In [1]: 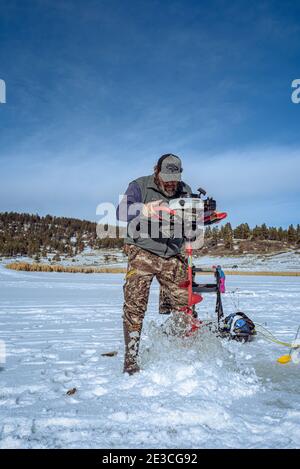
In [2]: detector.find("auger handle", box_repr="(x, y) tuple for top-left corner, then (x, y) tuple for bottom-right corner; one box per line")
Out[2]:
(152, 205), (176, 216)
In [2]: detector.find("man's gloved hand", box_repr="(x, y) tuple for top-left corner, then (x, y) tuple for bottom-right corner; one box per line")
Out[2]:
(142, 199), (163, 218)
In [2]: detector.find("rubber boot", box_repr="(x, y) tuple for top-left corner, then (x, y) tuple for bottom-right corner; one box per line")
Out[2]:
(123, 321), (141, 375)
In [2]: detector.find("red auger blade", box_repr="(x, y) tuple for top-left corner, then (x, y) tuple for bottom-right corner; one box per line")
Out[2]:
(204, 211), (227, 226)
(191, 293), (203, 305)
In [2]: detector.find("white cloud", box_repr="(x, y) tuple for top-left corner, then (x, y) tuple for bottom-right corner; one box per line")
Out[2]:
(1, 137), (299, 226)
(185, 146), (300, 201)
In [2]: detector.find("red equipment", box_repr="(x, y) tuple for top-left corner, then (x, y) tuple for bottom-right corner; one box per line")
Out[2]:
(153, 193), (228, 336)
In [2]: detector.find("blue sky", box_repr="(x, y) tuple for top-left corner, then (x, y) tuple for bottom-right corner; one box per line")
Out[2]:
(0, 0), (299, 227)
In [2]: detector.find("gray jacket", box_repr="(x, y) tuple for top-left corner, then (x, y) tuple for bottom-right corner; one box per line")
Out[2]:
(120, 174), (192, 258)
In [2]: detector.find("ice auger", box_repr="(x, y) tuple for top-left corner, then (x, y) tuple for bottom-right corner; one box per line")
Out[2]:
(154, 187), (227, 335)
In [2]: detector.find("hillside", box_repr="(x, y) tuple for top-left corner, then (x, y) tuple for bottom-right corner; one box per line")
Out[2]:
(0, 212), (299, 260)
(0, 212), (124, 260)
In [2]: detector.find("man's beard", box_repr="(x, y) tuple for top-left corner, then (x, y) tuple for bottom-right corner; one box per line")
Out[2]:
(162, 186), (177, 196)
(155, 174), (179, 197)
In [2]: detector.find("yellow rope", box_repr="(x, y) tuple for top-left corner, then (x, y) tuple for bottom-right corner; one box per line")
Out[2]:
(255, 323), (299, 348)
(197, 318), (300, 350)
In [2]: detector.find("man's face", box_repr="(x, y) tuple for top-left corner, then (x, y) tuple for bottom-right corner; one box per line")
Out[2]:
(157, 174), (179, 196)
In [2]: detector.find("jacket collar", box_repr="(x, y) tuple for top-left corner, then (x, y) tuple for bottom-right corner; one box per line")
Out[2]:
(146, 174), (161, 190)
(146, 174), (185, 197)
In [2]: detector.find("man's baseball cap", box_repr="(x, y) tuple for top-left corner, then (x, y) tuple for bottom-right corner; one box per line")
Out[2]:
(158, 154), (182, 182)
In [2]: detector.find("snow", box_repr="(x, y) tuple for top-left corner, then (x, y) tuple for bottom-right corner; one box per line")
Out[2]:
(193, 250), (300, 272)
(0, 263), (300, 448)
(3, 248), (299, 271)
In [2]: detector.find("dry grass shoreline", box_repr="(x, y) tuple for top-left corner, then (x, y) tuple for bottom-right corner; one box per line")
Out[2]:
(5, 262), (300, 277)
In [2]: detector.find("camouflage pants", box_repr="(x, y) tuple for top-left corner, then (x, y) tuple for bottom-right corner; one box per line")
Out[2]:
(159, 286), (175, 314)
(123, 244), (188, 373)
(159, 274), (196, 314)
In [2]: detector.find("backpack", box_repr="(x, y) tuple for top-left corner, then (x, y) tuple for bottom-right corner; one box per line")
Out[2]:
(221, 312), (256, 342)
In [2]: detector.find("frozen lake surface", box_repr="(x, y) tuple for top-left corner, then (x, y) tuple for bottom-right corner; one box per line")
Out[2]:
(3, 248), (300, 272)
(0, 264), (299, 448)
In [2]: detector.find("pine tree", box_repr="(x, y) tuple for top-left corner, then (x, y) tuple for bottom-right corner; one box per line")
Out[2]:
(252, 225), (262, 240)
(233, 224), (243, 239)
(287, 224), (296, 243)
(223, 223), (233, 250)
(211, 227), (219, 246)
(234, 223), (251, 239)
(261, 223), (269, 240)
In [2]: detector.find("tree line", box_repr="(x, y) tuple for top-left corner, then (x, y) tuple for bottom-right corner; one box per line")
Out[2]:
(205, 222), (300, 250)
(0, 212), (299, 258)
(0, 212), (123, 258)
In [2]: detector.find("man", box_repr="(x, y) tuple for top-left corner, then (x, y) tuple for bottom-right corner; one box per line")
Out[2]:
(116, 153), (193, 375)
